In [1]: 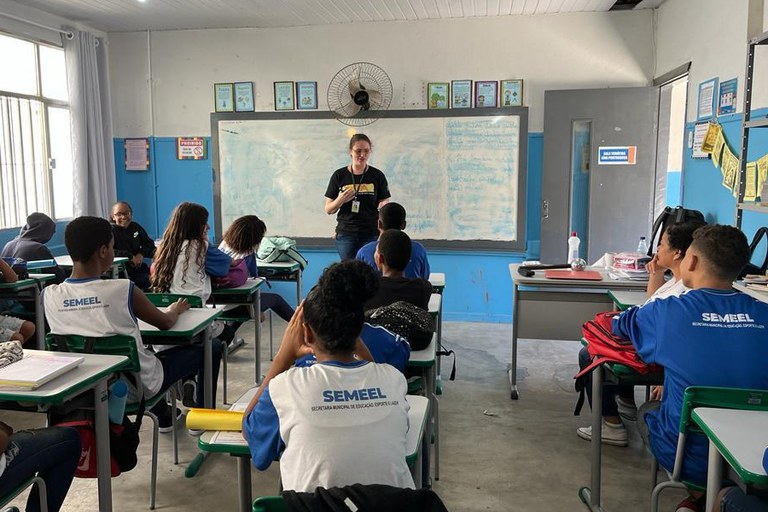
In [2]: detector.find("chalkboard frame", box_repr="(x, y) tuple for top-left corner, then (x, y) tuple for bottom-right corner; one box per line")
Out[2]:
(211, 107), (528, 251)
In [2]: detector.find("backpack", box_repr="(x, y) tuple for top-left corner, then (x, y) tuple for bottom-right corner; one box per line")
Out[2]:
(48, 335), (143, 477)
(55, 405), (143, 478)
(211, 258), (249, 289)
(257, 237), (308, 270)
(647, 206), (705, 256)
(365, 301), (435, 351)
(573, 311), (661, 415)
(1, 257), (29, 280)
(739, 226), (768, 279)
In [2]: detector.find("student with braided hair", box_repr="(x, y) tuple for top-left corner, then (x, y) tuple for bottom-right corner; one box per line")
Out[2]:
(242, 260), (413, 492)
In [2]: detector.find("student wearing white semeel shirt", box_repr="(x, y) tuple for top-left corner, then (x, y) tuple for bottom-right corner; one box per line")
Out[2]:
(575, 219), (707, 447)
(242, 260), (413, 492)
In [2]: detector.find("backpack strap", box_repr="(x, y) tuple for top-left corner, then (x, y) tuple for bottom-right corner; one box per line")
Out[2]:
(573, 357), (607, 416)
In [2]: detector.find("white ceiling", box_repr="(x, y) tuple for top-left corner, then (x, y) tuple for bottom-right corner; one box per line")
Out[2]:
(16, 0), (665, 33)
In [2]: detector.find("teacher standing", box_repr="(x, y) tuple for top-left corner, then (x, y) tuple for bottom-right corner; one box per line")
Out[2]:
(324, 134), (390, 260)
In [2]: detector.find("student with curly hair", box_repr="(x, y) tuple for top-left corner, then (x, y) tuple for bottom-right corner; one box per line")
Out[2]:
(242, 260), (413, 492)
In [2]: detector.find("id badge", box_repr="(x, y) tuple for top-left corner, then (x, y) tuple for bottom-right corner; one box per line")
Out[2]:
(351, 200), (361, 213)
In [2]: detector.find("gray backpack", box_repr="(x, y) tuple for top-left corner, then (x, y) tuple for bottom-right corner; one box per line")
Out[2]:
(257, 236), (308, 270)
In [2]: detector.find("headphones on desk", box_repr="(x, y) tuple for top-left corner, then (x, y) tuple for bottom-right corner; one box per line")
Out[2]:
(517, 263), (573, 277)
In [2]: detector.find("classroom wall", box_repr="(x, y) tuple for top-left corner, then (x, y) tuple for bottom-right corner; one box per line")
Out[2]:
(656, 0), (768, 262)
(107, 11), (654, 322)
(107, 11), (654, 136)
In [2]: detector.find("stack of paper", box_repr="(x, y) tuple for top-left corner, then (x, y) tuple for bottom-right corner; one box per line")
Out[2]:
(0, 351), (84, 390)
(607, 268), (649, 281)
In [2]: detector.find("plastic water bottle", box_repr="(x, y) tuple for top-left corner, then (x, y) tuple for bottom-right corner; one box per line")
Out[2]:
(108, 380), (128, 424)
(637, 236), (649, 255)
(567, 232), (580, 263)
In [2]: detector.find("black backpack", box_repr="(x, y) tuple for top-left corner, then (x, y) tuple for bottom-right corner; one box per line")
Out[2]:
(647, 206), (705, 256)
(740, 226), (768, 279)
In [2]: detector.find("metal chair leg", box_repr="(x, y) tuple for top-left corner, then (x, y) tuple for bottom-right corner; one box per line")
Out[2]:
(144, 411), (159, 510)
(269, 310), (274, 360)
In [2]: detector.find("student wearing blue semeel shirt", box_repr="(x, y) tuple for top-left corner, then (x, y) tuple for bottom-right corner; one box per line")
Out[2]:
(356, 202), (430, 280)
(613, 225), (768, 512)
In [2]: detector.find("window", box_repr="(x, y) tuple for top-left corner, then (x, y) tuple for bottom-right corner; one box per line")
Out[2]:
(0, 32), (73, 229)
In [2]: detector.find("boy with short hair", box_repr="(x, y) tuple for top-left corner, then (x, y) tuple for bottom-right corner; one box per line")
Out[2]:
(364, 229), (433, 311)
(356, 202), (430, 279)
(110, 201), (156, 291)
(43, 216), (223, 432)
(613, 225), (768, 512)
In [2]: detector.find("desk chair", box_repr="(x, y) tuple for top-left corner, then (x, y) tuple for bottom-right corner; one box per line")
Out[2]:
(0, 476), (47, 512)
(46, 333), (178, 510)
(650, 386), (768, 512)
(252, 496), (287, 512)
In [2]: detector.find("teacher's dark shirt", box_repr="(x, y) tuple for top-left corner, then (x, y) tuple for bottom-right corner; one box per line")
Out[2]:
(325, 166), (390, 237)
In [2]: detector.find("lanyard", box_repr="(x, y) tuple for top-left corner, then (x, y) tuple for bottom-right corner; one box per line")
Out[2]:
(348, 165), (368, 198)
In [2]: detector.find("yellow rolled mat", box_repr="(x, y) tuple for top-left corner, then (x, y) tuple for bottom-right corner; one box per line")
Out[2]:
(186, 408), (244, 431)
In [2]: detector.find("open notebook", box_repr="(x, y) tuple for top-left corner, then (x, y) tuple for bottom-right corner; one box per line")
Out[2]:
(0, 351), (84, 390)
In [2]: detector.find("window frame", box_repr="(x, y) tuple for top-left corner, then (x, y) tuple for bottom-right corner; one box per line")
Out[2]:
(0, 31), (71, 229)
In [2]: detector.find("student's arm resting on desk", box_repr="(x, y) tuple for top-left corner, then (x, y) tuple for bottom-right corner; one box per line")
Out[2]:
(0, 258), (18, 283)
(205, 246), (231, 277)
(132, 288), (190, 330)
(242, 387), (285, 470)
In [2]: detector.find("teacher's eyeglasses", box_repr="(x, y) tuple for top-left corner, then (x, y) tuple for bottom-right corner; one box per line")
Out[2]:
(352, 149), (370, 155)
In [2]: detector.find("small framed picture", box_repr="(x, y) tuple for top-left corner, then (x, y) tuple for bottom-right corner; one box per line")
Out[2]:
(234, 82), (254, 112)
(451, 80), (472, 108)
(475, 81), (498, 108)
(296, 81), (318, 110)
(500, 79), (523, 107)
(427, 82), (450, 109)
(274, 81), (295, 110)
(214, 83), (234, 113)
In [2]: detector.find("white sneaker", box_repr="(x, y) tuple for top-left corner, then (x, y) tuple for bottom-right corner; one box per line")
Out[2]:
(576, 420), (628, 447)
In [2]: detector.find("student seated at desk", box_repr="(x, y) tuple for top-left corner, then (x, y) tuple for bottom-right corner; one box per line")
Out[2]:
(150, 202), (230, 304)
(0, 421), (80, 512)
(242, 260), (414, 492)
(1, 212), (66, 284)
(0, 258), (35, 346)
(110, 201), (156, 291)
(356, 203), (430, 280)
(365, 229), (432, 312)
(715, 486), (768, 512)
(576, 220), (705, 446)
(43, 216), (221, 432)
(218, 214), (295, 322)
(613, 225), (768, 512)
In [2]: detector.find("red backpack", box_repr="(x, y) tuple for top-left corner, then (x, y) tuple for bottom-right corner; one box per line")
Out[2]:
(576, 311), (654, 378)
(573, 311), (661, 415)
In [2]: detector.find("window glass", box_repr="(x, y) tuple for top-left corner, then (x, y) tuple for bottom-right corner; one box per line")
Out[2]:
(48, 106), (74, 219)
(0, 34), (37, 95)
(40, 45), (68, 101)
